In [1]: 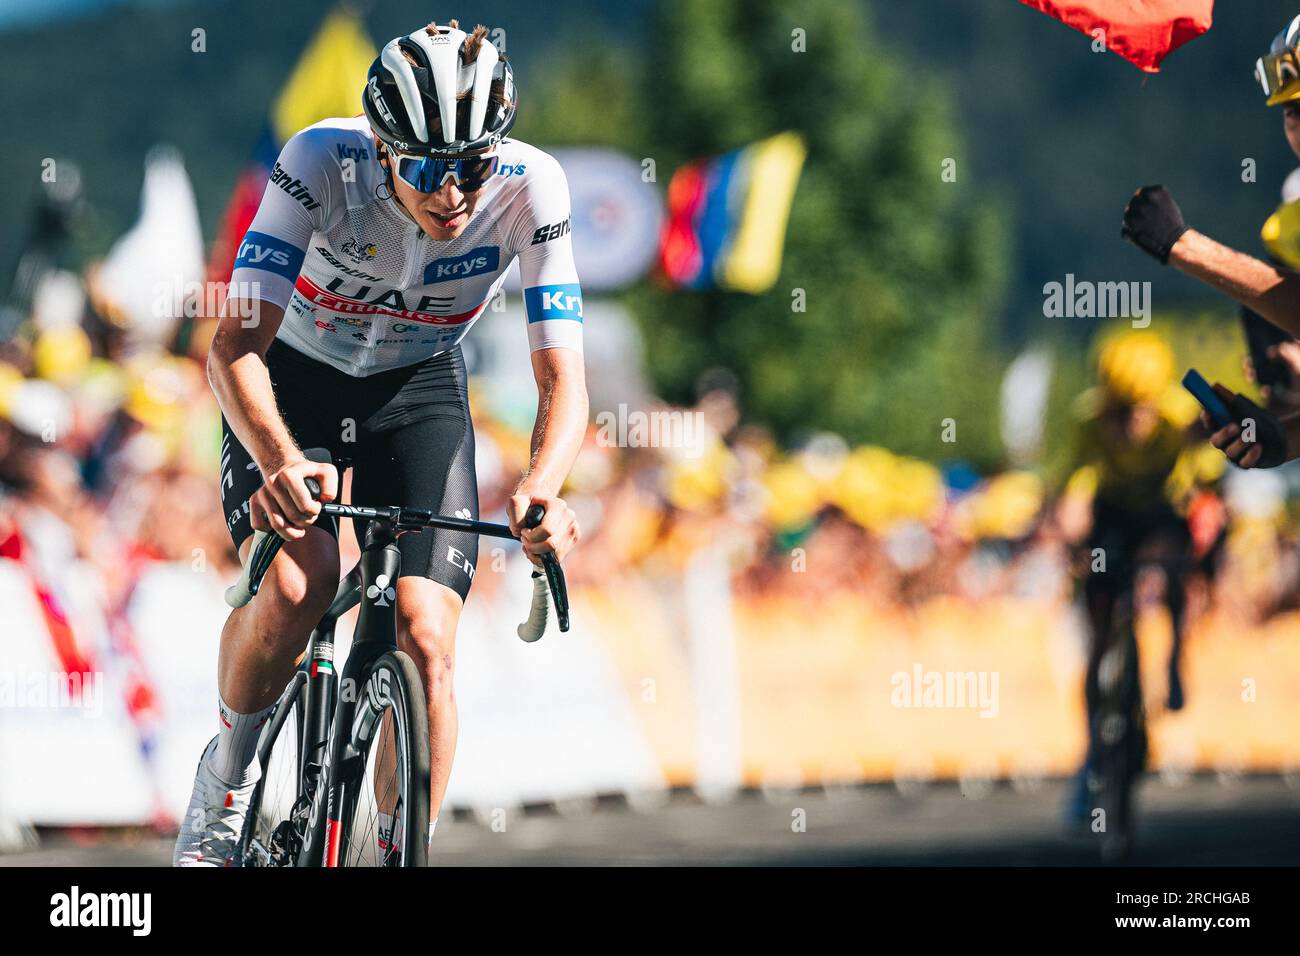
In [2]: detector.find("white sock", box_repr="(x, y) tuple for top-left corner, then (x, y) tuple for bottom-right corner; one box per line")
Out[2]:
(427, 817), (438, 850)
(210, 695), (273, 787)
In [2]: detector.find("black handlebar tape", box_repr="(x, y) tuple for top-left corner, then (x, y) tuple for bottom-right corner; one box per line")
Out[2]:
(301, 446), (331, 502)
(524, 503), (546, 530)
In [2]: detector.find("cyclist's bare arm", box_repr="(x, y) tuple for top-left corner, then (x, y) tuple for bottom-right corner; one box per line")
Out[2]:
(1171, 230), (1300, 338)
(510, 347), (588, 562)
(207, 297), (337, 539)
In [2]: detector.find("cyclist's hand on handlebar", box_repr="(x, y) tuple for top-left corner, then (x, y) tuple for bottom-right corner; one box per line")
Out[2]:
(250, 456), (339, 540)
(507, 493), (580, 566)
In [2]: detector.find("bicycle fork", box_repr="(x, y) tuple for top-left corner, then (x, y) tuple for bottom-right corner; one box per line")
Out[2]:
(303, 520), (401, 867)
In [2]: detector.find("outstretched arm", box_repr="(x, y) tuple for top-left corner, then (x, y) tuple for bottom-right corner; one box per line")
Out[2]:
(1171, 230), (1300, 339)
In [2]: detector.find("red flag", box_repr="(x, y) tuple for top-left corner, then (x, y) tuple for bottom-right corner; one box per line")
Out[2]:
(1018, 0), (1214, 72)
(207, 166), (271, 286)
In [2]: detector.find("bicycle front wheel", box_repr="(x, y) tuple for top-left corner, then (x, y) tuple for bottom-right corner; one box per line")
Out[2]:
(239, 670), (308, 867)
(338, 651), (431, 867)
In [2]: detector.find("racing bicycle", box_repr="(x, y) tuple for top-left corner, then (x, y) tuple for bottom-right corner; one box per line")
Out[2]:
(227, 449), (569, 867)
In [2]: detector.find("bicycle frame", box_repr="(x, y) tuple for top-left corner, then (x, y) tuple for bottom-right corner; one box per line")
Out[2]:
(313, 516), (402, 866)
(245, 516), (402, 867)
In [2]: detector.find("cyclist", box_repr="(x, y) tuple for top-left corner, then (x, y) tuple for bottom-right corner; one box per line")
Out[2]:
(1058, 331), (1220, 824)
(174, 19), (587, 866)
(1122, 14), (1300, 468)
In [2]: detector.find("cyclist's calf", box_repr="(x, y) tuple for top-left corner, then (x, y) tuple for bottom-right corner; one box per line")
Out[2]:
(219, 528), (341, 709)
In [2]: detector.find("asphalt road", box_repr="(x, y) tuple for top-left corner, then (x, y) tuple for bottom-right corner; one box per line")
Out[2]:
(4, 774), (1299, 866)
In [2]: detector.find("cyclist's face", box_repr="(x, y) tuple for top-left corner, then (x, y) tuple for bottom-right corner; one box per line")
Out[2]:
(1105, 400), (1158, 442)
(1284, 102), (1300, 160)
(379, 140), (495, 240)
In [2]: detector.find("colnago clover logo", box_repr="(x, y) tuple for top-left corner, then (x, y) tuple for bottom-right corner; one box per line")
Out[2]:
(524, 283), (584, 323)
(367, 573), (396, 607)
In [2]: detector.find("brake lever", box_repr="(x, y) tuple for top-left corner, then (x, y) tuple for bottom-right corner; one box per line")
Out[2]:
(540, 553), (569, 632)
(521, 503), (570, 634)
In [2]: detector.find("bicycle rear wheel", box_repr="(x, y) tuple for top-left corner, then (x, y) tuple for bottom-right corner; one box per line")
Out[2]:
(337, 651), (430, 867)
(238, 670), (309, 867)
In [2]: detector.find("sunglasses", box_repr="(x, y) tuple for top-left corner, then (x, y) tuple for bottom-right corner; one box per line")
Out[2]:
(391, 151), (499, 193)
(1257, 49), (1300, 100)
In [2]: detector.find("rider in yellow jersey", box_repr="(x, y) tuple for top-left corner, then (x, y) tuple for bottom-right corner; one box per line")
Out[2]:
(1060, 331), (1223, 821)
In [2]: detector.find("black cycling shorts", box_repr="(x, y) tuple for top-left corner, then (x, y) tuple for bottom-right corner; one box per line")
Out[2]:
(1084, 495), (1189, 591)
(219, 339), (480, 601)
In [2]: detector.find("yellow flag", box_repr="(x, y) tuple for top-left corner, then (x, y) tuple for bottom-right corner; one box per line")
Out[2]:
(721, 131), (806, 294)
(270, 8), (377, 144)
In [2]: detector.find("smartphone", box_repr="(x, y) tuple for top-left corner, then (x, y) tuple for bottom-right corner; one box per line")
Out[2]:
(1240, 307), (1293, 392)
(1181, 369), (1233, 429)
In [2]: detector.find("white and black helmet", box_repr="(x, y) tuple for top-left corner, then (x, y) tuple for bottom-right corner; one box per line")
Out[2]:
(363, 22), (516, 155)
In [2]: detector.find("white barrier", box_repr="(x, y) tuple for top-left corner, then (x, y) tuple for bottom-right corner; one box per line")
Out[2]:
(0, 553), (664, 828)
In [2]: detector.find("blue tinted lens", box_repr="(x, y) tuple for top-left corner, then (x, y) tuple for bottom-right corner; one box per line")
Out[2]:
(395, 155), (440, 192)
(395, 154), (499, 193)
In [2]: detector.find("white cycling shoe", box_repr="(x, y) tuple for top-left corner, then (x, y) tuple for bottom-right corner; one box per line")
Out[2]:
(172, 736), (258, 867)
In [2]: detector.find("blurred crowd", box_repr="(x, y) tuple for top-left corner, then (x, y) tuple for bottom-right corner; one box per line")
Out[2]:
(6, 155), (1300, 695)
(7, 283), (1300, 652)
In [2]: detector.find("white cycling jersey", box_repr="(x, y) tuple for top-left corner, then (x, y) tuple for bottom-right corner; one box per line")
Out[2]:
(229, 115), (582, 377)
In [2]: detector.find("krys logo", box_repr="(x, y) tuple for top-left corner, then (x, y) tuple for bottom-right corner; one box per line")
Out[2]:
(234, 231), (305, 280)
(336, 143), (370, 163)
(424, 246), (500, 284)
(525, 283), (583, 322)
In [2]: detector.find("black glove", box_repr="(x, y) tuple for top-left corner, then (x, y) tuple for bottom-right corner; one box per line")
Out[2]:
(1226, 393), (1289, 468)
(1121, 185), (1189, 264)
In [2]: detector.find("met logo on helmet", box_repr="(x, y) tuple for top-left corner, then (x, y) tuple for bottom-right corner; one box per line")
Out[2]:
(368, 76), (397, 127)
(423, 246), (500, 284)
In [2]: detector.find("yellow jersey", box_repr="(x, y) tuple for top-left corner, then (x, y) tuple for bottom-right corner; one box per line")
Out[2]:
(1066, 387), (1222, 511)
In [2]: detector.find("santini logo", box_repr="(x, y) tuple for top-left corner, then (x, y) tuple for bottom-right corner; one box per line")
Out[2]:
(50, 886), (151, 936)
(270, 162), (321, 211)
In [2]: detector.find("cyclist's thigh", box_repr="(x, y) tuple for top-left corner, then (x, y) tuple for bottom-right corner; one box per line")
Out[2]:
(1086, 498), (1144, 587)
(218, 341), (347, 552)
(350, 354), (479, 602)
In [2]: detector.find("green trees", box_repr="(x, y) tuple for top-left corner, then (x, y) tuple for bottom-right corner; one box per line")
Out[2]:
(522, 0), (1011, 464)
